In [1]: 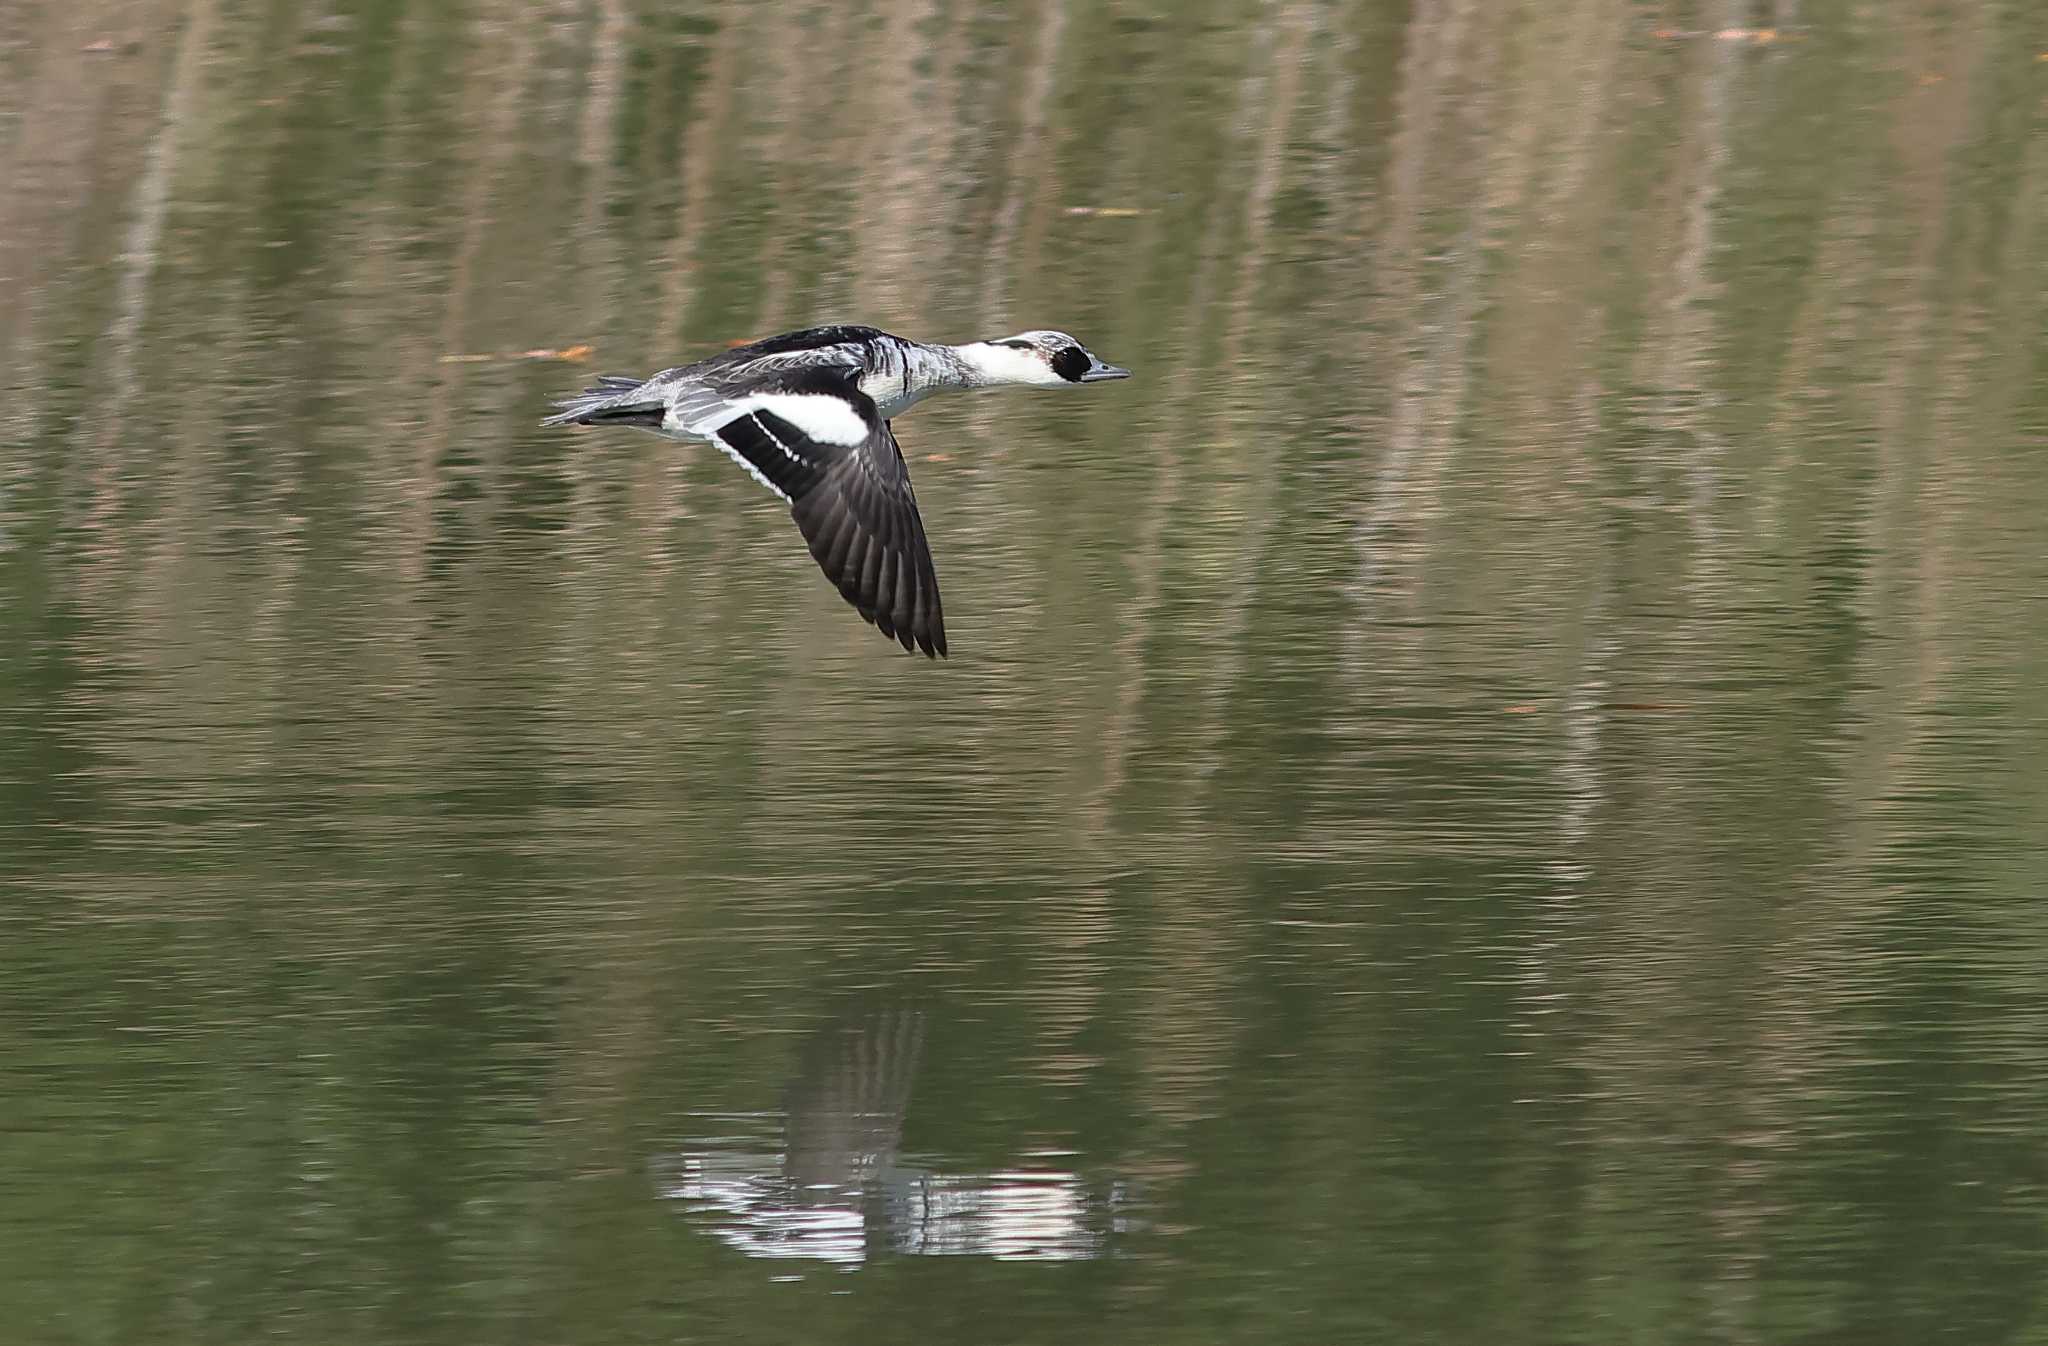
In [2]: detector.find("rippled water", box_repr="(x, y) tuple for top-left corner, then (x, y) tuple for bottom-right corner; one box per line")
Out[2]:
(4, 2), (2046, 1342)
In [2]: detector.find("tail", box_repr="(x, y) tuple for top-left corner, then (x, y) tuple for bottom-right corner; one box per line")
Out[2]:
(540, 374), (666, 428)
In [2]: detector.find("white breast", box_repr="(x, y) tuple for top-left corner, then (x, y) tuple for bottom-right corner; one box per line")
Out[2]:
(863, 370), (933, 420)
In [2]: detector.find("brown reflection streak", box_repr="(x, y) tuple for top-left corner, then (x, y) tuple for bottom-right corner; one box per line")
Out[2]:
(77, 0), (289, 637)
(918, 5), (981, 316)
(95, 0), (217, 462)
(645, 3), (759, 593)
(1081, 8), (1298, 1156)
(408, 8), (543, 585)
(1831, 0), (1988, 871)
(932, 1), (1077, 772)
(2, 0), (203, 542)
(852, 0), (944, 318)
(1751, 196), (1878, 548)
(1086, 20), (1274, 833)
(951, 0), (1072, 618)
(1184, 0), (1317, 796)
(0, 2), (129, 374)
(1641, 0), (1739, 588)
(573, 0), (630, 325)
(1481, 0), (1630, 461)
(1343, 0), (1494, 658)
(1585, 7), (1759, 1323)
(563, 0), (634, 550)
(749, 1), (838, 332)
(977, 0), (1069, 336)
(59, 0), (219, 625)
(651, 0), (741, 350)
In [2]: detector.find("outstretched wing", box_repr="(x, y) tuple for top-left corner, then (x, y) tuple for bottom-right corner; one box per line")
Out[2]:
(705, 368), (947, 659)
(789, 426), (947, 659)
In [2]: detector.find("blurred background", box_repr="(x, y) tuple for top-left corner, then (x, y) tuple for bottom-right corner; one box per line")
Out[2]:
(3, 0), (2046, 1341)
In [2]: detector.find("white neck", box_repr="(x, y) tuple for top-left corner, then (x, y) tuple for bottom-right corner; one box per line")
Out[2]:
(944, 341), (1063, 389)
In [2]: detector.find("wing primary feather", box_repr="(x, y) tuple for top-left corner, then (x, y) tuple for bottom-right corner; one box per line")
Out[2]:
(906, 569), (932, 657)
(866, 478), (899, 550)
(880, 551), (909, 647)
(922, 552), (946, 659)
(873, 549), (897, 640)
(811, 507), (853, 577)
(890, 555), (915, 652)
(839, 532), (875, 620)
(859, 537), (884, 618)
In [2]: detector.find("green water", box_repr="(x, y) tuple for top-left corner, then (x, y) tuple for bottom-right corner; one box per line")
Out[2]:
(4, 1), (2046, 1342)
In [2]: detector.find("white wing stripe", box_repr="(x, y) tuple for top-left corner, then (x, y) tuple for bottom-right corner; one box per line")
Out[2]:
(680, 391), (869, 446)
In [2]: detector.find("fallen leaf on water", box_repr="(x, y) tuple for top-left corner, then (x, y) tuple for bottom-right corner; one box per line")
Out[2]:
(81, 37), (115, 53)
(440, 345), (594, 365)
(1656, 26), (1796, 43)
(1064, 205), (1146, 218)
(1503, 704), (1541, 715)
(922, 453), (954, 463)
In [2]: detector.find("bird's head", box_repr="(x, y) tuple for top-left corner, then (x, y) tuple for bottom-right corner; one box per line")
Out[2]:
(961, 330), (1131, 388)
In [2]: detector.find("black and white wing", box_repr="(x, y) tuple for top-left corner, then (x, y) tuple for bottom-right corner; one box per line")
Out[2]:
(703, 367), (947, 659)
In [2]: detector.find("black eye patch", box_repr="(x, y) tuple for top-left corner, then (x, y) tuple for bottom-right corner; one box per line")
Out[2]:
(1051, 345), (1090, 382)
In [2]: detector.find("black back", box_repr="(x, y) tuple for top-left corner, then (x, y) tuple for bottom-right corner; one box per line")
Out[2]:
(720, 325), (894, 361)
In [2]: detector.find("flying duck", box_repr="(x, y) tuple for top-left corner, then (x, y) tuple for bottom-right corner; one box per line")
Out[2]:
(542, 324), (1129, 659)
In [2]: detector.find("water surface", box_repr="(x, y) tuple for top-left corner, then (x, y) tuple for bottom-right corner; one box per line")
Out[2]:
(4, 1), (2047, 1342)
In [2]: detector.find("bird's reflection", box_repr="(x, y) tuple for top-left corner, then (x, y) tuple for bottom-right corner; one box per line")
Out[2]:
(657, 1005), (1137, 1266)
(783, 1001), (926, 1195)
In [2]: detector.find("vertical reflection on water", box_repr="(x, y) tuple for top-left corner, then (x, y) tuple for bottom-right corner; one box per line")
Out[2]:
(648, 1), (735, 354)
(1089, 8), (1266, 831)
(1343, 0), (1490, 629)
(1180, 0), (1315, 796)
